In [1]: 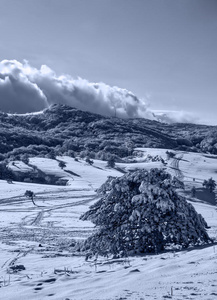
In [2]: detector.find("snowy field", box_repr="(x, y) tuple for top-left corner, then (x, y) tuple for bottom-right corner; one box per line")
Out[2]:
(0, 149), (217, 299)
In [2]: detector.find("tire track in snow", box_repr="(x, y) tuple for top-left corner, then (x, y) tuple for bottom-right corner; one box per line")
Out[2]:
(0, 188), (98, 274)
(1, 247), (34, 270)
(31, 210), (44, 226)
(169, 153), (184, 180)
(0, 195), (97, 212)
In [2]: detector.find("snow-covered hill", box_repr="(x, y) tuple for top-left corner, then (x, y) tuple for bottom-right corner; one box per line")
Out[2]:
(0, 149), (217, 299)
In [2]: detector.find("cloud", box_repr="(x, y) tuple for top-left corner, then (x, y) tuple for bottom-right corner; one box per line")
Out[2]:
(0, 59), (154, 119)
(0, 59), (203, 124)
(152, 110), (200, 124)
(0, 60), (48, 113)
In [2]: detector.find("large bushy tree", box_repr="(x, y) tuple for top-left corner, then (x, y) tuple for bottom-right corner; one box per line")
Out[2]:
(81, 169), (212, 256)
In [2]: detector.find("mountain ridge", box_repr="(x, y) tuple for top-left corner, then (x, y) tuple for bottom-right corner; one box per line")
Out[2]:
(0, 104), (217, 163)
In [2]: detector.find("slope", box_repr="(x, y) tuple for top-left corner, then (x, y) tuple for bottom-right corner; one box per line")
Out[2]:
(0, 149), (217, 299)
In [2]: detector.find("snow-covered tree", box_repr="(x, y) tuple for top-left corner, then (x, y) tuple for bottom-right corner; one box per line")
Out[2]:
(81, 169), (212, 256)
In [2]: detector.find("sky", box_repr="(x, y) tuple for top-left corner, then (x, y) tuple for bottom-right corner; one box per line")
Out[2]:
(0, 0), (217, 124)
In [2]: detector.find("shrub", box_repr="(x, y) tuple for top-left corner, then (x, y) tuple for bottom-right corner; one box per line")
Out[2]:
(107, 156), (115, 168)
(0, 163), (15, 181)
(85, 157), (94, 165)
(58, 161), (66, 169)
(20, 153), (29, 164)
(81, 169), (212, 256)
(203, 177), (216, 193)
(191, 186), (196, 197)
(166, 151), (175, 159)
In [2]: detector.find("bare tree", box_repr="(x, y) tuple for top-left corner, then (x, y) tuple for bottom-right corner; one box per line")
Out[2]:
(25, 190), (36, 206)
